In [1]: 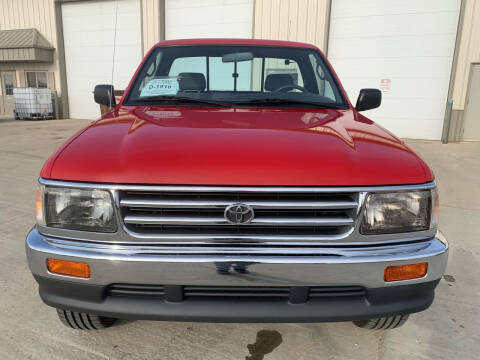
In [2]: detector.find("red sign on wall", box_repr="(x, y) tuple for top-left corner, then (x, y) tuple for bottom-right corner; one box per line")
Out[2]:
(380, 79), (391, 93)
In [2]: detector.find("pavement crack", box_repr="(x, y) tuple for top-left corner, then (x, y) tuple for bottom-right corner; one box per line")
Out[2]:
(376, 331), (385, 360)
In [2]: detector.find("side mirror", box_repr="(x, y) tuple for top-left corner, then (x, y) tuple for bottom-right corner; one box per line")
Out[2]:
(94, 84), (116, 107)
(355, 88), (381, 112)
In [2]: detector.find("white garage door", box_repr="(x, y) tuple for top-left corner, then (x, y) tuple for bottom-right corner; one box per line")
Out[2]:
(328, 0), (461, 140)
(165, 0), (253, 39)
(62, 0), (142, 119)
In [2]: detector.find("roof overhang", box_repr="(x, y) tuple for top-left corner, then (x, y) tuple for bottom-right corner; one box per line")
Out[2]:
(0, 29), (54, 63)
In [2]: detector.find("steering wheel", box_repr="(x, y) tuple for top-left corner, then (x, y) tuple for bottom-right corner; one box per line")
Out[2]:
(273, 84), (308, 92)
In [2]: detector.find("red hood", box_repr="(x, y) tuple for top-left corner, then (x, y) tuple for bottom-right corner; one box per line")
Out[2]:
(42, 106), (433, 186)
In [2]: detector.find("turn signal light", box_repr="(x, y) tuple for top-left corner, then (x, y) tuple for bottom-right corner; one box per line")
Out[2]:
(46, 258), (90, 278)
(35, 186), (45, 225)
(384, 263), (428, 282)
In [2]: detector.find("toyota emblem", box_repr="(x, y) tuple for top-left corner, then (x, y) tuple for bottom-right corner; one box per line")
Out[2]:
(224, 203), (255, 224)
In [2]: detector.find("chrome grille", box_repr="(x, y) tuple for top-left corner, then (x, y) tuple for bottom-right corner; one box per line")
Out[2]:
(119, 189), (360, 242)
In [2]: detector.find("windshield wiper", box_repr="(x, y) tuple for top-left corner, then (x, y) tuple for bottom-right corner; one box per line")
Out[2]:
(136, 95), (231, 107)
(234, 98), (346, 109)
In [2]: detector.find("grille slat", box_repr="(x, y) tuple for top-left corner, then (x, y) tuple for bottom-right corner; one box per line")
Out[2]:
(120, 199), (358, 210)
(107, 284), (366, 301)
(119, 189), (359, 242)
(108, 284), (165, 297)
(124, 215), (354, 227)
(184, 291), (289, 297)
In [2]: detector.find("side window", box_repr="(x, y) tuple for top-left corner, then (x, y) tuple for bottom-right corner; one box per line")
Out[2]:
(309, 54), (336, 101)
(137, 51), (163, 93)
(324, 82), (335, 100)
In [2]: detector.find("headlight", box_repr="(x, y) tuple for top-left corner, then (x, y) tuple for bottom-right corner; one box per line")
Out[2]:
(36, 186), (116, 232)
(360, 189), (438, 235)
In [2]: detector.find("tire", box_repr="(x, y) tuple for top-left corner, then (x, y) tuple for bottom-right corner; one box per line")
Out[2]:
(353, 314), (409, 330)
(56, 309), (117, 330)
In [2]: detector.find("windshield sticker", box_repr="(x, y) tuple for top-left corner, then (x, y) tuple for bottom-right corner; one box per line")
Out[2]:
(140, 77), (179, 97)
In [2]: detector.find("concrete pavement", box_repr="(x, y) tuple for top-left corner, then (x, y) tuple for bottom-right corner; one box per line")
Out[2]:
(0, 119), (478, 359)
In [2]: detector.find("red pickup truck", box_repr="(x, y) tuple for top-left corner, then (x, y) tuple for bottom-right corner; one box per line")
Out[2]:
(26, 39), (447, 331)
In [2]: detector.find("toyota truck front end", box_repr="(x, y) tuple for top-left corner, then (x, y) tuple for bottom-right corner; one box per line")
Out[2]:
(26, 39), (448, 330)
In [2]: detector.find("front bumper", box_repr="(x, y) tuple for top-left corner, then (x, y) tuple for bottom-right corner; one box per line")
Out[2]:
(26, 228), (448, 322)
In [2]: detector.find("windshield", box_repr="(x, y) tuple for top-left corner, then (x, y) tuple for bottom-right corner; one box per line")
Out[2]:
(125, 45), (348, 108)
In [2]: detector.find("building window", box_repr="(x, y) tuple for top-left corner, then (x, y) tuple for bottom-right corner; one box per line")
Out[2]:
(26, 72), (47, 88)
(4, 74), (14, 95)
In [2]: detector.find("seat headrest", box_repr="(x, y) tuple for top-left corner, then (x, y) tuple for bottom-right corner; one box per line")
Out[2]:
(264, 73), (294, 91)
(177, 72), (206, 92)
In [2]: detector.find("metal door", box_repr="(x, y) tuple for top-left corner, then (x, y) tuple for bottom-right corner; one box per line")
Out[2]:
(463, 64), (480, 141)
(1, 72), (16, 116)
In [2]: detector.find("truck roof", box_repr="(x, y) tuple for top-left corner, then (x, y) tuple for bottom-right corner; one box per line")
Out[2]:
(155, 38), (319, 50)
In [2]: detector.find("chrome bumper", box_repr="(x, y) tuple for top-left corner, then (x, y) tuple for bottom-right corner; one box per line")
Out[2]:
(26, 228), (448, 289)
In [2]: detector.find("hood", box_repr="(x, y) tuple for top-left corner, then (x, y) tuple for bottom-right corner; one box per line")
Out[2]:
(42, 106), (433, 186)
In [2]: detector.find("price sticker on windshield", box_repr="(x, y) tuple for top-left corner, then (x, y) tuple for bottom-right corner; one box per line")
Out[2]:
(140, 77), (179, 97)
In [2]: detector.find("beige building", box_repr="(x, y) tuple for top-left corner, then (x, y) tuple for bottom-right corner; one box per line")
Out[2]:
(0, 0), (478, 141)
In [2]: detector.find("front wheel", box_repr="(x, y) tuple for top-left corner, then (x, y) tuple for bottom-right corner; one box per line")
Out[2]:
(353, 314), (409, 330)
(56, 309), (117, 330)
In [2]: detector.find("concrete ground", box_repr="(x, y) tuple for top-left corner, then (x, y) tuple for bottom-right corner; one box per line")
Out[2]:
(0, 118), (478, 360)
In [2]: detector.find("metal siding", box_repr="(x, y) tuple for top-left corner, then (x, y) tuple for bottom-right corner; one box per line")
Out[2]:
(0, 0), (155, 114)
(452, 0), (480, 110)
(328, 0), (461, 140)
(0, 0), (56, 46)
(0, 0), (60, 93)
(0, 29), (54, 63)
(17, 70), (25, 87)
(0, 0), (477, 119)
(142, 0), (161, 54)
(27, 48), (35, 61)
(47, 71), (55, 89)
(0, 46), (53, 63)
(62, 0), (142, 119)
(35, 48), (54, 63)
(253, 0), (329, 50)
(448, 109), (464, 141)
(270, 0), (280, 39)
(252, 0), (480, 117)
(165, 0), (254, 39)
(278, 0), (288, 40)
(287, 0), (298, 40)
(462, 63), (480, 139)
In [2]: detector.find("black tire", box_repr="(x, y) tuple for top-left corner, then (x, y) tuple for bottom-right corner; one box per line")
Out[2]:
(56, 309), (117, 330)
(353, 314), (409, 330)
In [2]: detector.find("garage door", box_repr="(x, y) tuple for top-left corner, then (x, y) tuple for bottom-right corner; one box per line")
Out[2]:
(328, 0), (461, 140)
(165, 0), (253, 39)
(62, 0), (142, 119)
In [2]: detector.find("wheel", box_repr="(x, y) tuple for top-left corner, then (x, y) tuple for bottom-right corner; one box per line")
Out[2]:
(56, 309), (117, 330)
(353, 314), (409, 330)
